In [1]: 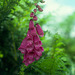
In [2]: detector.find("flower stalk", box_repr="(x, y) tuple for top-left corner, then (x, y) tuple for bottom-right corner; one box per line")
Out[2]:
(18, 1), (45, 66)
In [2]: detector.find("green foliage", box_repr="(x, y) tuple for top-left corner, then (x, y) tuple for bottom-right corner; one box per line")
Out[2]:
(18, 34), (71, 75)
(0, 0), (73, 75)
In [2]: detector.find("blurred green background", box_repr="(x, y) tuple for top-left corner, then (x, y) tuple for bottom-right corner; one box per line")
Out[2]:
(0, 0), (75, 75)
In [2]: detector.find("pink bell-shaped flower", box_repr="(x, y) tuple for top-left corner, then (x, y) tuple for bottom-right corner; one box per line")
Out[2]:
(27, 52), (34, 59)
(25, 62), (29, 66)
(29, 27), (37, 36)
(26, 44), (34, 53)
(30, 12), (34, 17)
(35, 50), (42, 56)
(28, 59), (35, 64)
(24, 60), (29, 66)
(39, 47), (44, 52)
(34, 41), (42, 49)
(18, 48), (26, 54)
(33, 35), (42, 49)
(18, 37), (27, 54)
(27, 30), (33, 44)
(33, 34), (40, 43)
(36, 23), (44, 37)
(34, 54), (40, 61)
(33, 15), (38, 21)
(29, 19), (34, 29)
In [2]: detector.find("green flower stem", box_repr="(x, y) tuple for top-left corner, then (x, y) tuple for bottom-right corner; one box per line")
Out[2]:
(11, 32), (17, 61)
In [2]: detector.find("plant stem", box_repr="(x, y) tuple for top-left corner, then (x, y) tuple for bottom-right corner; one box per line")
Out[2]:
(11, 32), (17, 61)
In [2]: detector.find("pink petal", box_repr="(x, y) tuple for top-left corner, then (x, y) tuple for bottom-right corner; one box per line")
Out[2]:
(18, 37), (27, 51)
(34, 43), (41, 49)
(35, 56), (40, 61)
(34, 9), (37, 13)
(25, 62), (29, 66)
(28, 59), (35, 64)
(29, 19), (34, 29)
(35, 50), (42, 56)
(27, 39), (33, 44)
(18, 48), (26, 54)
(27, 52), (34, 59)
(34, 54), (40, 61)
(33, 15), (38, 21)
(26, 45), (34, 53)
(33, 34), (40, 43)
(30, 12), (34, 17)
(36, 23), (44, 37)
(39, 41), (42, 45)
(29, 27), (37, 36)
(34, 40), (42, 49)
(39, 47), (44, 52)
(27, 30), (33, 39)
(27, 30), (33, 44)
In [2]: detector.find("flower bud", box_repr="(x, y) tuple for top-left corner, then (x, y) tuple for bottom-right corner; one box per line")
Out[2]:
(36, 23), (44, 37)
(33, 15), (38, 21)
(38, 8), (43, 12)
(36, 5), (41, 8)
(34, 54), (40, 61)
(30, 12), (34, 17)
(29, 19), (34, 29)
(34, 9), (37, 13)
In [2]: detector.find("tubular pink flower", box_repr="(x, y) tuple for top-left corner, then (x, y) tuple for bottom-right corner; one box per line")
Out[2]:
(29, 27), (36, 36)
(18, 37), (27, 54)
(33, 34), (40, 43)
(30, 12), (34, 17)
(35, 56), (40, 60)
(26, 30), (33, 44)
(35, 50), (42, 56)
(33, 15), (38, 21)
(39, 47), (44, 52)
(25, 63), (29, 66)
(36, 23), (44, 37)
(33, 35), (42, 49)
(34, 41), (42, 49)
(28, 59), (35, 64)
(27, 52), (34, 59)
(24, 59), (29, 66)
(29, 19), (34, 29)
(39, 41), (42, 45)
(34, 54), (40, 61)
(18, 48), (26, 54)
(26, 48), (33, 53)
(26, 44), (34, 53)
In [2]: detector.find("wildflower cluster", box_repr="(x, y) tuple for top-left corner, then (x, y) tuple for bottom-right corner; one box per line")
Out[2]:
(18, 1), (45, 66)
